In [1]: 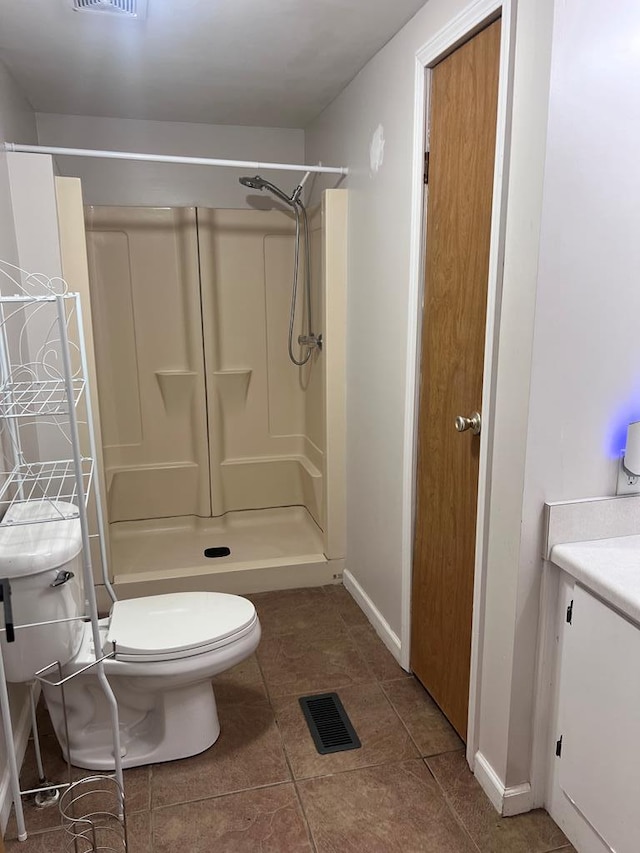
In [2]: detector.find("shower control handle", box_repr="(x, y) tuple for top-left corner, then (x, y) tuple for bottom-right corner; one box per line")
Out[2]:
(298, 333), (323, 351)
(455, 412), (481, 436)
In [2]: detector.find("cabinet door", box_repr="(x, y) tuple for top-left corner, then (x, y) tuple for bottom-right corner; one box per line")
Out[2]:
(558, 584), (640, 853)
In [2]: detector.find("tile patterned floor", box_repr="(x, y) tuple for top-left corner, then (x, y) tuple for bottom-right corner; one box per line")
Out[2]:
(4, 584), (574, 853)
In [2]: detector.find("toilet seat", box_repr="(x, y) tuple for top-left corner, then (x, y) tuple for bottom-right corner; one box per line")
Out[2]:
(106, 591), (257, 662)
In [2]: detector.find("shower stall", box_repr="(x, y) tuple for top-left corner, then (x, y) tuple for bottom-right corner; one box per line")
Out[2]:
(62, 188), (347, 600)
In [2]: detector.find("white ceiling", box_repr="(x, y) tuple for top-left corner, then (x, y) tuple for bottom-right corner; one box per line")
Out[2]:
(0, 0), (426, 127)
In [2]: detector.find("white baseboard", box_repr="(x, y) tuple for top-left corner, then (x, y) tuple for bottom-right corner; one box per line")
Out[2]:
(474, 750), (534, 816)
(343, 569), (405, 668)
(1, 690), (33, 833)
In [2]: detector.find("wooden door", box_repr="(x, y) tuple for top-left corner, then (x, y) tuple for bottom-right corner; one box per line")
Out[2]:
(411, 19), (501, 740)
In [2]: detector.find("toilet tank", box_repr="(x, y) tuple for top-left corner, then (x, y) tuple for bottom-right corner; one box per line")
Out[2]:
(0, 501), (85, 683)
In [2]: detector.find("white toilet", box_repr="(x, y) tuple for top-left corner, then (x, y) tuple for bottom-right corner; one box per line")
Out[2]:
(0, 501), (261, 770)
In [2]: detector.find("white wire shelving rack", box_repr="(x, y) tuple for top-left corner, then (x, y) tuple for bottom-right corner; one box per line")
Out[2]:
(0, 262), (125, 849)
(0, 459), (94, 523)
(0, 377), (86, 418)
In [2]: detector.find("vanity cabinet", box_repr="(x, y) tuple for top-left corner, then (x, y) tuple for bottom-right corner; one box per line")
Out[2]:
(555, 583), (640, 853)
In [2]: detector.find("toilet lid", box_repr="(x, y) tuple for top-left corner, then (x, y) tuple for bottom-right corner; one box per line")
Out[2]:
(106, 592), (257, 661)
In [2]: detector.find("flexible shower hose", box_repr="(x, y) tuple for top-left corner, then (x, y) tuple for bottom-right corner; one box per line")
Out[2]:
(288, 200), (314, 366)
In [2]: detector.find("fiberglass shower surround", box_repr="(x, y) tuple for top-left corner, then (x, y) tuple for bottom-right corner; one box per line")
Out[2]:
(85, 203), (326, 526)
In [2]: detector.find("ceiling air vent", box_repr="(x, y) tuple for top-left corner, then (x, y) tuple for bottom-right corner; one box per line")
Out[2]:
(71, 0), (147, 19)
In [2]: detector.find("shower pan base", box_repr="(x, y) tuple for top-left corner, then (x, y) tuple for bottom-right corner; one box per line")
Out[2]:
(106, 506), (342, 601)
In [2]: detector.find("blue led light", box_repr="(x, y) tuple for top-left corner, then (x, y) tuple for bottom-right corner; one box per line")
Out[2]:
(606, 392), (640, 458)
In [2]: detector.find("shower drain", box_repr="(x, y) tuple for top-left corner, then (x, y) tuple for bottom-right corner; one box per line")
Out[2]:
(299, 692), (361, 755)
(203, 547), (231, 558)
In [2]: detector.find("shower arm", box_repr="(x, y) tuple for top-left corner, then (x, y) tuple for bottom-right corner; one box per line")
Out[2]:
(291, 171), (312, 204)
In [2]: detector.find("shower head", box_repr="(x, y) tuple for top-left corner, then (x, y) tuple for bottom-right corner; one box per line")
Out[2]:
(238, 175), (297, 207)
(239, 175), (266, 191)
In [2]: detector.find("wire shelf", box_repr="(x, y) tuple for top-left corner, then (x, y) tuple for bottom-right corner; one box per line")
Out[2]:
(0, 378), (86, 418)
(0, 458), (94, 524)
(60, 775), (127, 853)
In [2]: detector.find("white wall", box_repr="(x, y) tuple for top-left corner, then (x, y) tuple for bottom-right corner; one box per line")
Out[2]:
(0, 61), (37, 281)
(0, 63), (35, 147)
(523, 0), (640, 545)
(0, 59), (37, 832)
(7, 153), (62, 277)
(36, 113), (305, 208)
(6, 152), (66, 469)
(514, 0), (640, 786)
(476, 0), (555, 791)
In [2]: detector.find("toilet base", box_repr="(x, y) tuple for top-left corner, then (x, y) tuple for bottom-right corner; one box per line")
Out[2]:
(45, 677), (221, 771)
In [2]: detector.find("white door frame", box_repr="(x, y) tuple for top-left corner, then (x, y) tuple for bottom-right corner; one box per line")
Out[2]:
(401, 0), (516, 767)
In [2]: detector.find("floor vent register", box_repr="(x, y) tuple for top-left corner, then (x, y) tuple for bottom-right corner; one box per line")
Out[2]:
(298, 692), (361, 754)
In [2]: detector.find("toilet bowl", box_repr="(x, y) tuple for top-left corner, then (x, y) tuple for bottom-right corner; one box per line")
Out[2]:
(0, 502), (261, 770)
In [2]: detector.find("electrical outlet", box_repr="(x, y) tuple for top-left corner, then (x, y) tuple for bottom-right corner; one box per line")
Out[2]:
(616, 453), (640, 495)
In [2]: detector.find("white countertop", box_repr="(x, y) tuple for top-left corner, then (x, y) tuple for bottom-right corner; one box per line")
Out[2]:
(550, 534), (640, 627)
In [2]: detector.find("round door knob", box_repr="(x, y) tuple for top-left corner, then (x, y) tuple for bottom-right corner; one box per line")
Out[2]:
(454, 412), (481, 435)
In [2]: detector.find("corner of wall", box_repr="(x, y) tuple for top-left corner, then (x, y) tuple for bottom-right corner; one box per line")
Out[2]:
(474, 0), (556, 793)
(343, 569), (404, 666)
(0, 59), (37, 145)
(474, 750), (534, 817)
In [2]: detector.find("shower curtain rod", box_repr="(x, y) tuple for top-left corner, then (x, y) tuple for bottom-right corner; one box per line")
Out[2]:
(3, 142), (348, 176)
